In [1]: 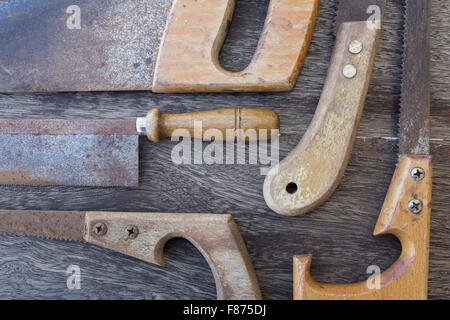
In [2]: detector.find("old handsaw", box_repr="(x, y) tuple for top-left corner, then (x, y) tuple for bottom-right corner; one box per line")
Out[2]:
(294, 0), (432, 299)
(0, 108), (279, 187)
(0, 210), (261, 300)
(0, 0), (318, 92)
(264, 0), (385, 215)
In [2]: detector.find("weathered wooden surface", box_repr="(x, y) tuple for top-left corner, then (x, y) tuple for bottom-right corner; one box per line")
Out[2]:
(0, 0), (448, 299)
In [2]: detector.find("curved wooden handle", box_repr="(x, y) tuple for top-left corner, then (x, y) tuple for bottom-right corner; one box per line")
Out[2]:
(145, 108), (280, 142)
(152, 0), (319, 92)
(263, 21), (380, 216)
(294, 155), (432, 300)
(85, 212), (261, 300)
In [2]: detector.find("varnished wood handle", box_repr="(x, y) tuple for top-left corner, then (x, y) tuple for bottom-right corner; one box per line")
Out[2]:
(263, 21), (380, 216)
(144, 108), (280, 142)
(153, 0), (319, 92)
(294, 155), (432, 300)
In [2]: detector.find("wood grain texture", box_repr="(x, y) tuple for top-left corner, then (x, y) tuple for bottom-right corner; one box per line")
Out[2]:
(294, 155), (432, 299)
(153, 0), (319, 92)
(0, 0), (448, 299)
(264, 21), (380, 216)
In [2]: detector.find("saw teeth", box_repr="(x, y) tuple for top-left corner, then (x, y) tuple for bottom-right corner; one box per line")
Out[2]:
(398, 0), (409, 156)
(332, 0), (339, 34)
(0, 230), (83, 243)
(0, 183), (132, 194)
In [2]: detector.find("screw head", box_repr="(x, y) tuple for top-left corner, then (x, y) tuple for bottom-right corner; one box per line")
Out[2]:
(92, 222), (107, 236)
(343, 64), (357, 79)
(126, 225), (139, 239)
(411, 167), (425, 181)
(349, 40), (363, 54)
(408, 199), (423, 214)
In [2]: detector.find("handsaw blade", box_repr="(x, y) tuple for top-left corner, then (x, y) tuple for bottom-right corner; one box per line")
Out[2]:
(334, 0), (386, 35)
(399, 0), (430, 155)
(0, 209), (86, 242)
(0, 119), (139, 187)
(0, 0), (173, 92)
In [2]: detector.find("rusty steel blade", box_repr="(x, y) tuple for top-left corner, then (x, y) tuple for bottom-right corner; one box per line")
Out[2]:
(399, 0), (430, 155)
(0, 210), (86, 241)
(0, 119), (139, 187)
(334, 0), (386, 35)
(0, 0), (173, 92)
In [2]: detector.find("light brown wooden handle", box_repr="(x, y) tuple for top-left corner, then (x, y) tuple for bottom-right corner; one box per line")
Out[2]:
(145, 108), (280, 142)
(263, 21), (380, 216)
(85, 212), (261, 300)
(153, 0), (319, 92)
(294, 155), (432, 300)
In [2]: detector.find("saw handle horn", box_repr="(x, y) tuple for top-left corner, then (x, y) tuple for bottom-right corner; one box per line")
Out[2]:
(139, 108), (280, 142)
(293, 155), (432, 299)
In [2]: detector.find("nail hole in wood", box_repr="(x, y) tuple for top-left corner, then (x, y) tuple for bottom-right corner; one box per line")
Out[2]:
(286, 183), (298, 194)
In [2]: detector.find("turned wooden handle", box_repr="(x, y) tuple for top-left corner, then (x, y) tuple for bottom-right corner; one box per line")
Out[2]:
(294, 155), (432, 300)
(145, 108), (280, 142)
(263, 21), (380, 216)
(85, 212), (261, 300)
(153, 0), (319, 92)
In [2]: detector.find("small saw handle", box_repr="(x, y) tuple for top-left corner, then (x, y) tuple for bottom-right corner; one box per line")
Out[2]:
(140, 108), (280, 142)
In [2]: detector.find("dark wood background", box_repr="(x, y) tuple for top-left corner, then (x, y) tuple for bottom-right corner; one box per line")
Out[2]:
(0, 0), (448, 299)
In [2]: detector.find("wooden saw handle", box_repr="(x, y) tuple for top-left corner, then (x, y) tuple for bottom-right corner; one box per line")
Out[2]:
(263, 21), (380, 216)
(85, 212), (261, 300)
(294, 155), (432, 300)
(144, 108), (280, 142)
(152, 0), (319, 92)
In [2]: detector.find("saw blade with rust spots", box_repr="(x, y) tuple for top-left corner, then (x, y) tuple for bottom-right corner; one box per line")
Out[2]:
(0, 210), (262, 299)
(0, 0), (173, 91)
(0, 210), (86, 242)
(334, 0), (386, 34)
(0, 119), (139, 187)
(399, 0), (430, 155)
(0, 108), (280, 188)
